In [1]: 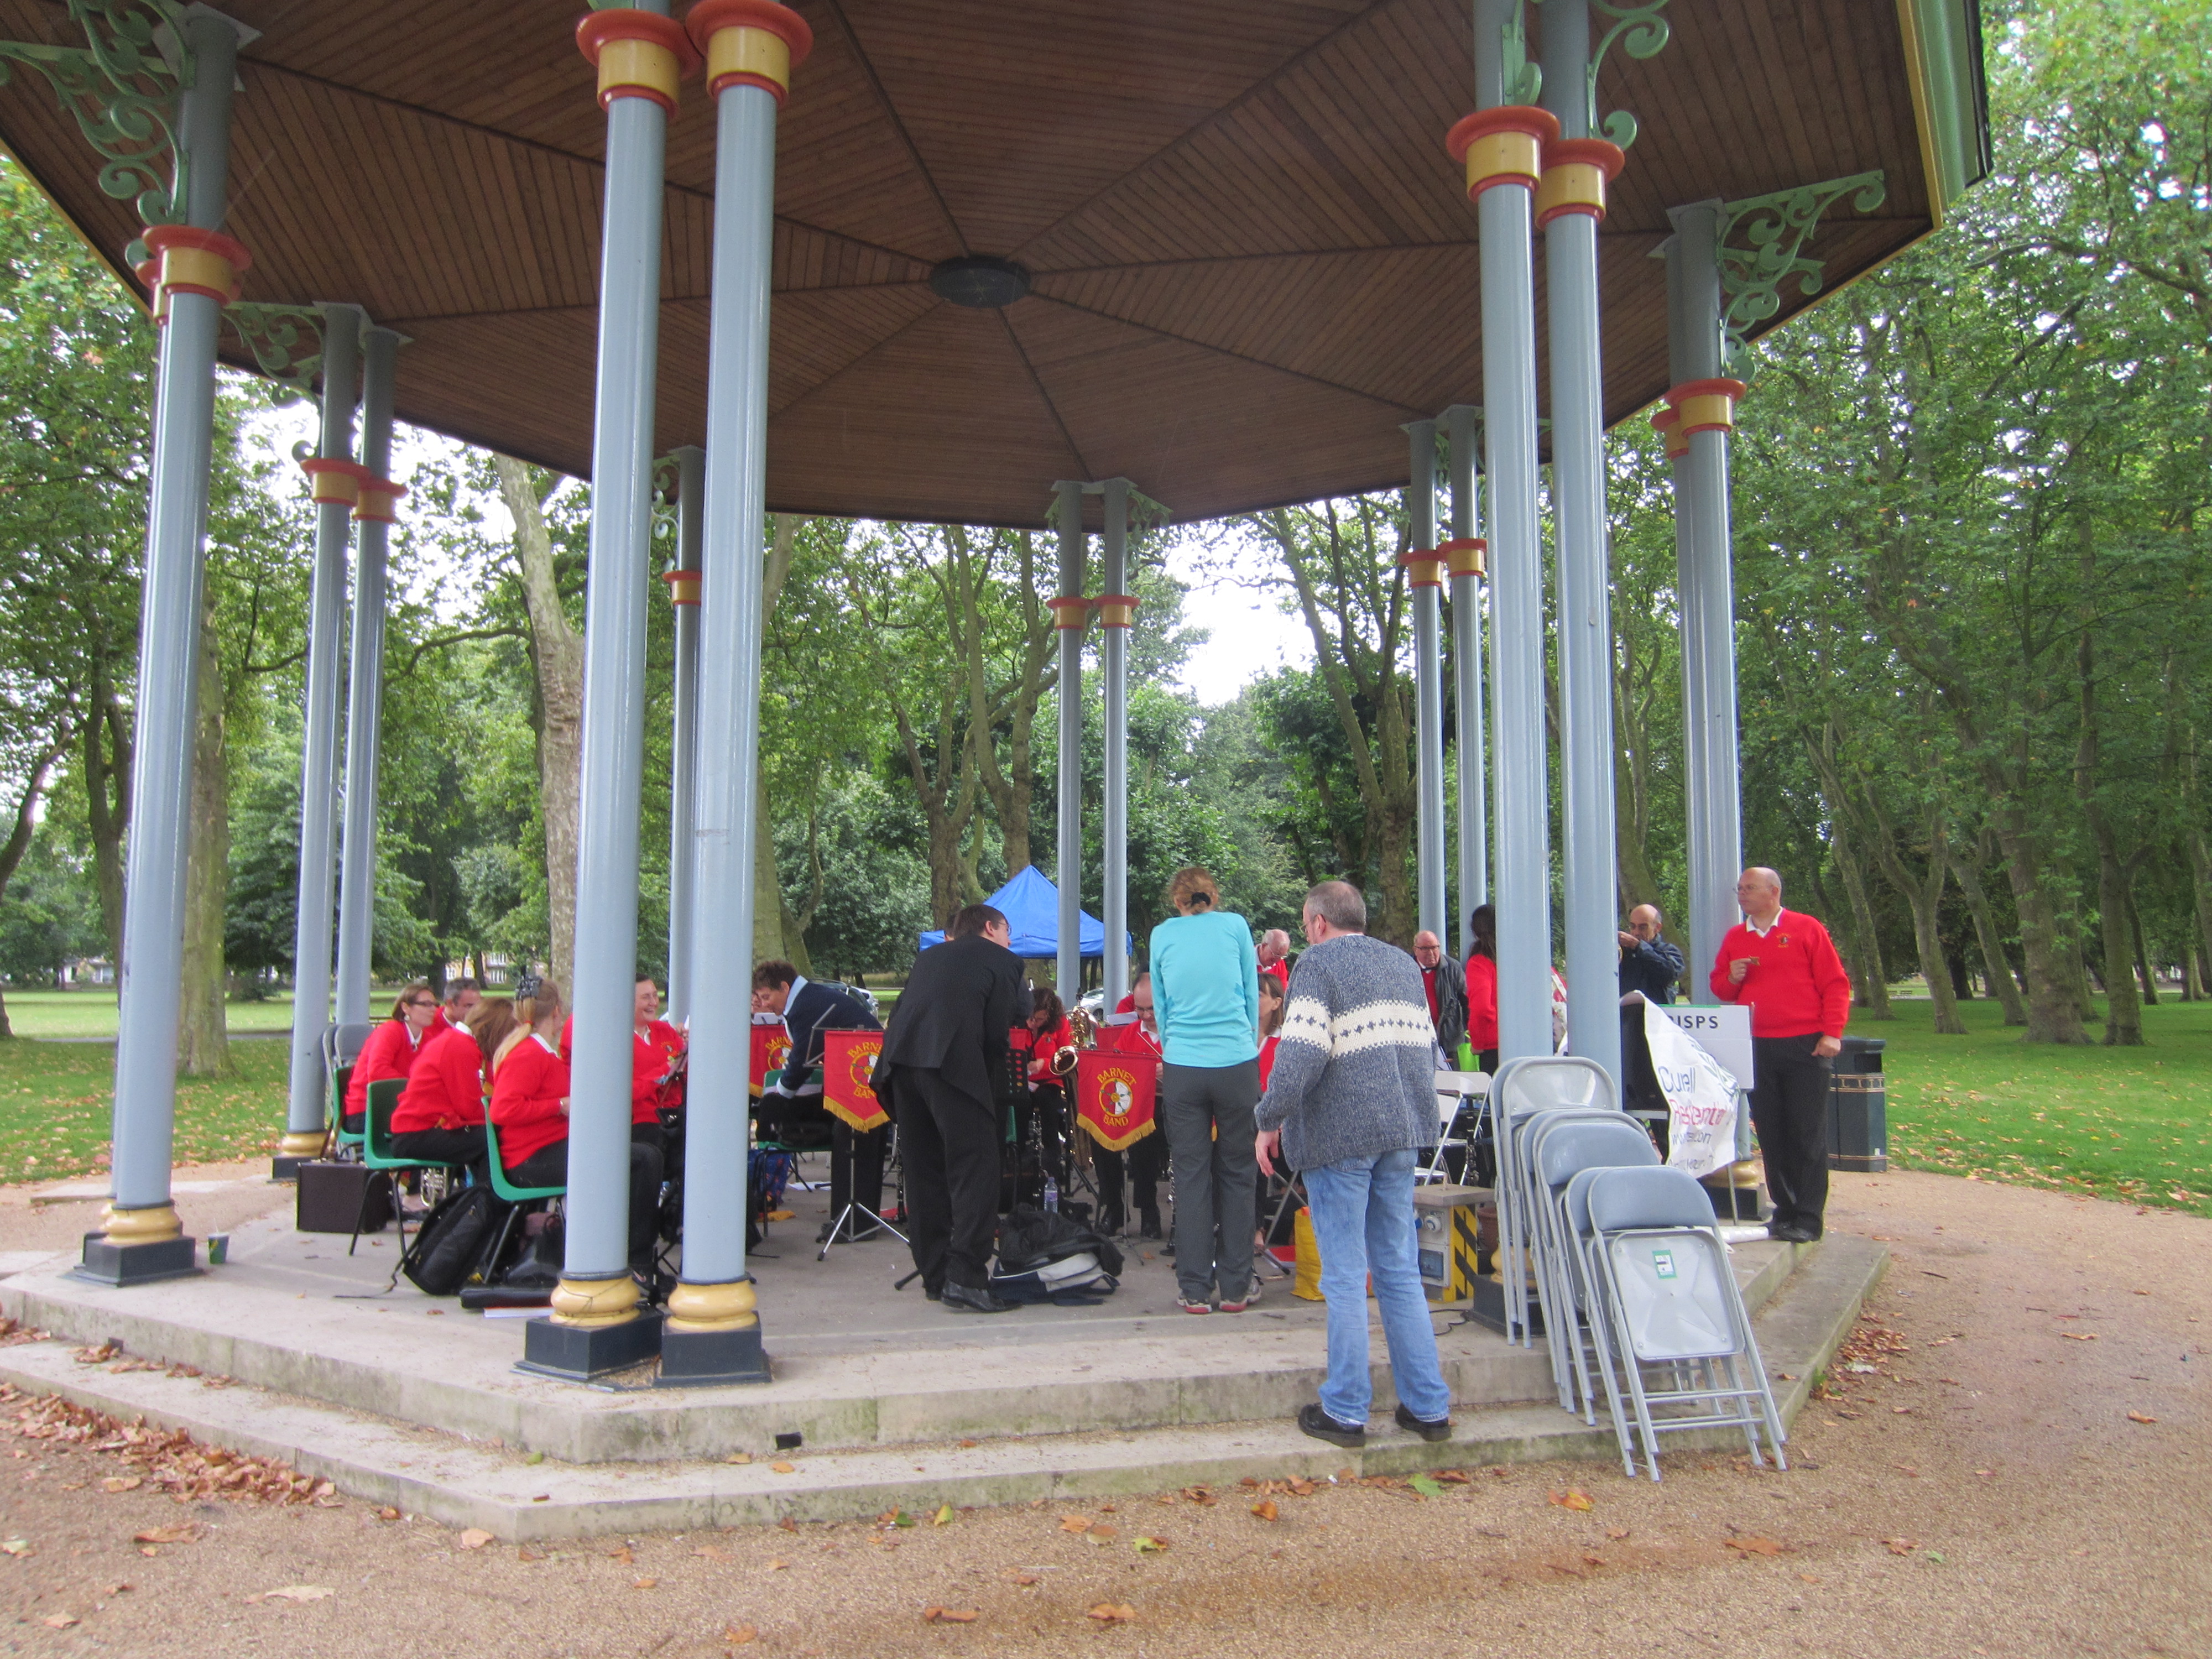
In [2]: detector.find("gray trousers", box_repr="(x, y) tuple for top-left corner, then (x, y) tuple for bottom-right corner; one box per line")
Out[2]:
(1159, 1059), (1260, 1302)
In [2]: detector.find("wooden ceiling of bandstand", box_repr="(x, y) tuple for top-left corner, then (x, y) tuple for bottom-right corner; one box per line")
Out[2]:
(0, 1), (1949, 528)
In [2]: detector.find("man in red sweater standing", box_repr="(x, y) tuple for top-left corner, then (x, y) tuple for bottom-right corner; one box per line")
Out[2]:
(1709, 867), (1853, 1244)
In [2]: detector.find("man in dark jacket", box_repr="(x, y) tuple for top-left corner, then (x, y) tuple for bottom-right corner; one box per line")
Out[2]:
(880, 904), (1026, 1311)
(755, 961), (886, 1243)
(1410, 930), (1468, 1056)
(1618, 904), (1685, 1004)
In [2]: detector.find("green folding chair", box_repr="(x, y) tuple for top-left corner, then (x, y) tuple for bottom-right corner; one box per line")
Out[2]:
(351, 1078), (447, 1258)
(482, 1115), (566, 1290)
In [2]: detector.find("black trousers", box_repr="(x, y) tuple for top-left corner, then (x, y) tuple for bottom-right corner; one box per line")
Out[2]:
(503, 1138), (665, 1265)
(1159, 1060), (1260, 1302)
(827, 1118), (886, 1238)
(1750, 1034), (1832, 1235)
(893, 1065), (1001, 1291)
(1094, 1132), (1165, 1219)
(388, 1125), (487, 1175)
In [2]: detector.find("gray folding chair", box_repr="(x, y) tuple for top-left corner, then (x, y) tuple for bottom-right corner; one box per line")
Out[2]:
(1417, 1070), (1487, 1185)
(1530, 1117), (1660, 1417)
(1486, 1056), (1619, 1346)
(1585, 1165), (1788, 1481)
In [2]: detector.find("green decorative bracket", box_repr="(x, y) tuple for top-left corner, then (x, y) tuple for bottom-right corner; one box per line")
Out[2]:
(1717, 170), (1886, 361)
(1502, 0), (1542, 107)
(1587, 0), (1669, 148)
(226, 302), (324, 393)
(0, 1), (189, 247)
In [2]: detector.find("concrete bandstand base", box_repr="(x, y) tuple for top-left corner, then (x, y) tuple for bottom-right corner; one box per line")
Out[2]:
(0, 1175), (1883, 1539)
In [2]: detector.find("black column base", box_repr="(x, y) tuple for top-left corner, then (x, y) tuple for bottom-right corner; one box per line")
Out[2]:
(656, 1321), (771, 1387)
(516, 1310), (664, 1383)
(269, 1154), (314, 1182)
(71, 1232), (199, 1287)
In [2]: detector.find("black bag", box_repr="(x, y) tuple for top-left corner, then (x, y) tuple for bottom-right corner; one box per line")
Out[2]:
(498, 1213), (564, 1292)
(995, 1203), (1124, 1279)
(400, 1186), (505, 1296)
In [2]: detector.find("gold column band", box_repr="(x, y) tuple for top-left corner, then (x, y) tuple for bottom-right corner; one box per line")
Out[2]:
(101, 1202), (182, 1244)
(597, 36), (682, 108)
(1398, 550), (1444, 589)
(664, 1278), (759, 1333)
(277, 1130), (327, 1157)
(1438, 536), (1488, 579)
(706, 25), (790, 96)
(1047, 596), (1091, 632)
(664, 569), (702, 606)
(1535, 161), (1608, 225)
(549, 1274), (644, 1328)
(1092, 594), (1139, 629)
(1673, 392), (1735, 434)
(1463, 131), (1541, 195)
(354, 477), (406, 523)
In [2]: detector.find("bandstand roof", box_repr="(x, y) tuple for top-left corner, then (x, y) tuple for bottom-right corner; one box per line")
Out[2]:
(0, 0), (1989, 528)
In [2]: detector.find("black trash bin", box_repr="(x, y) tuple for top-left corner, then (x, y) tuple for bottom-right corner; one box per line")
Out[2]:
(1828, 1036), (1887, 1172)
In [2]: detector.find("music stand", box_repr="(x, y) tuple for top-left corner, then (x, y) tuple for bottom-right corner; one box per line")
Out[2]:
(818, 1123), (907, 1261)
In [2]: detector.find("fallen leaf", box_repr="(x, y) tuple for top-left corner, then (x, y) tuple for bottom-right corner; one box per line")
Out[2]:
(1798, 1572), (1821, 1584)
(892, 1510), (917, 1528)
(610, 1546), (635, 1564)
(932, 1504), (953, 1527)
(1725, 1537), (1783, 1557)
(2127, 1412), (2159, 1425)
(262, 1585), (335, 1602)
(1583, 1554), (1605, 1567)
(517, 1548), (544, 1562)
(133, 1527), (193, 1545)
(525, 1451), (544, 1466)
(2060, 1332), (2098, 1342)
(1088, 1603), (1136, 1624)
(102, 1476), (143, 1493)
(43, 1614), (77, 1629)
(1431, 1471), (1469, 1486)
(1250, 1500), (1279, 1522)
(1407, 1474), (1444, 1499)
(1180, 1485), (1217, 1506)
(923, 1607), (979, 1624)
(1132, 1535), (1168, 1553)
(1924, 1551), (1948, 1564)
(633, 1577), (658, 1589)
(766, 1559), (788, 1571)
(727, 1451), (753, 1464)
(1605, 1527), (1630, 1541)
(957, 1438), (979, 1449)
(1059, 1514), (1093, 1533)
(765, 1209), (795, 1222)
(1010, 1573), (1040, 1586)
(770, 1462), (796, 1475)
(1550, 1489), (1594, 1512)
(1885, 1538), (1919, 1555)
(0, 1539), (28, 1556)
(459, 1529), (494, 1550)
(376, 1507), (401, 1522)
(724, 1623), (758, 1645)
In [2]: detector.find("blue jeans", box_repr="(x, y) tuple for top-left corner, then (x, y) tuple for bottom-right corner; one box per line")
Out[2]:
(1301, 1148), (1453, 1426)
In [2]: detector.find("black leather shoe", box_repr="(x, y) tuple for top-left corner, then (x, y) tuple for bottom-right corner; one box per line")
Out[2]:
(941, 1281), (1016, 1314)
(924, 1286), (943, 1302)
(1297, 1402), (1365, 1448)
(1768, 1223), (1819, 1244)
(1099, 1205), (1125, 1238)
(1394, 1402), (1454, 1443)
(1139, 1208), (1162, 1240)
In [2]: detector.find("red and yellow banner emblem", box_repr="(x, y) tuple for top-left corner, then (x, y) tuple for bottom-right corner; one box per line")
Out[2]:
(749, 1021), (791, 1098)
(822, 1029), (888, 1133)
(1076, 1048), (1156, 1152)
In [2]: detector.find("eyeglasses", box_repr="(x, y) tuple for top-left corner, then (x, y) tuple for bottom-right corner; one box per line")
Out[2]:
(406, 998), (436, 1009)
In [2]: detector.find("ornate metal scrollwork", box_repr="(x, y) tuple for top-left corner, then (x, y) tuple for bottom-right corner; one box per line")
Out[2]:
(226, 303), (325, 394)
(1717, 170), (1886, 360)
(1502, 0), (1543, 107)
(0, 1), (188, 238)
(1586, 0), (1668, 148)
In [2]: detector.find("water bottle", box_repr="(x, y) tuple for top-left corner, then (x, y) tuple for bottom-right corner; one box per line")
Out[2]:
(1043, 1177), (1059, 1213)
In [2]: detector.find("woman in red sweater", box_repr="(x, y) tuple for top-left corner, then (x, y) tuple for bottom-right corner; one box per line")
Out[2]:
(492, 979), (665, 1271)
(343, 982), (439, 1133)
(1463, 904), (1499, 1073)
(392, 1000), (511, 1171)
(556, 977), (687, 1156)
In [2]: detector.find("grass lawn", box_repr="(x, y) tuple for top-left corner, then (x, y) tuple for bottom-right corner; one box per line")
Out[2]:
(1867, 994), (2212, 1217)
(0, 1036), (290, 1184)
(1, 989), (299, 1039)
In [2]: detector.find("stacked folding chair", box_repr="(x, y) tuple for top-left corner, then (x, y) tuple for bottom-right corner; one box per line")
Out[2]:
(1574, 1165), (1788, 1480)
(1528, 1115), (1661, 1418)
(1484, 1056), (1619, 1348)
(1417, 1070), (1487, 1185)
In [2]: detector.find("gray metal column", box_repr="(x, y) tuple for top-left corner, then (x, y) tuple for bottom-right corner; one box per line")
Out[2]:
(1052, 479), (1088, 1009)
(1443, 404), (1488, 953)
(1542, 0), (1621, 1084)
(662, 0), (810, 1385)
(333, 328), (398, 1028)
(277, 306), (361, 1172)
(1404, 420), (1447, 942)
(539, 4), (674, 1363)
(1099, 479), (1131, 1008)
(1665, 201), (1743, 1003)
(664, 446), (704, 1027)
(1465, 0), (1554, 1062)
(92, 10), (239, 1275)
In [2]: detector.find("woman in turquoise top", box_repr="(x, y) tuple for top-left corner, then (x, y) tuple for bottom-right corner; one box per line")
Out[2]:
(1148, 866), (1263, 1313)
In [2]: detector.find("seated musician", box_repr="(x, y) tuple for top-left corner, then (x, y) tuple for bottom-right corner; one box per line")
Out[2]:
(1014, 988), (1075, 1206)
(754, 961), (885, 1241)
(343, 982), (439, 1135)
(557, 976), (686, 1158)
(389, 998), (510, 1172)
(1093, 974), (1166, 1239)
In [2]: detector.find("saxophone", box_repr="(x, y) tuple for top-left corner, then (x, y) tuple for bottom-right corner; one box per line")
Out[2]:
(1052, 1006), (1097, 1077)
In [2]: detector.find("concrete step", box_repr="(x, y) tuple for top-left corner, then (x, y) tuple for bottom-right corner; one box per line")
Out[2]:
(0, 1237), (1884, 1540)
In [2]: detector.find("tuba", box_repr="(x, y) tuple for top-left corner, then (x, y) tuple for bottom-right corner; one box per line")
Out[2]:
(1052, 1005), (1097, 1078)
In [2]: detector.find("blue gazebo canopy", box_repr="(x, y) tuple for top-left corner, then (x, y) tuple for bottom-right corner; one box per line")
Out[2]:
(917, 865), (1126, 961)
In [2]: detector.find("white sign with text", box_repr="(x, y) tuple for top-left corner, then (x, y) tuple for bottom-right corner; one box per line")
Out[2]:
(1651, 1002), (1754, 1091)
(1643, 1000), (1740, 1180)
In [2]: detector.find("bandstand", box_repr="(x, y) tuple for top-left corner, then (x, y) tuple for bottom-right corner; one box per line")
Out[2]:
(0, 0), (1980, 1460)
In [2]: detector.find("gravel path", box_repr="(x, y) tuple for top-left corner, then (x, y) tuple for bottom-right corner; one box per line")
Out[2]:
(0, 1169), (2202, 1657)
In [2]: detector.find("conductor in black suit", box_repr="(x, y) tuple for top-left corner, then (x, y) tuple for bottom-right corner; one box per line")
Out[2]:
(880, 902), (1026, 1312)
(754, 961), (886, 1242)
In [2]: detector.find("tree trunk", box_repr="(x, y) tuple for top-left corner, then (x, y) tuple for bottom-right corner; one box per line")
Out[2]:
(2126, 885), (2158, 1007)
(82, 658), (129, 965)
(1980, 792), (2090, 1044)
(1860, 789), (1961, 1033)
(178, 586), (231, 1077)
(1828, 817), (1893, 1019)
(495, 456), (584, 989)
(0, 746), (67, 1040)
(753, 785), (787, 966)
(1946, 837), (2028, 1027)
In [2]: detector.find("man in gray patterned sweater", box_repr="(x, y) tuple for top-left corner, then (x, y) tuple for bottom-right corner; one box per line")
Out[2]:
(1255, 880), (1454, 1448)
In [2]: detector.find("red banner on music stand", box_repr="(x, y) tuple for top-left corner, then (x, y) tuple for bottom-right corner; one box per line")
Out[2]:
(749, 1021), (792, 1098)
(1076, 1047), (1157, 1152)
(822, 1029), (888, 1133)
